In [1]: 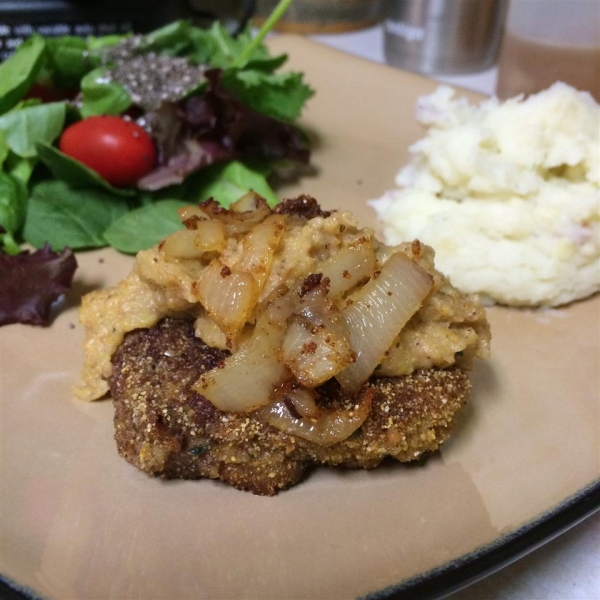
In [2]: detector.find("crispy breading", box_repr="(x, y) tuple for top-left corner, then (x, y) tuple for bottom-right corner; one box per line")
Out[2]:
(110, 318), (470, 495)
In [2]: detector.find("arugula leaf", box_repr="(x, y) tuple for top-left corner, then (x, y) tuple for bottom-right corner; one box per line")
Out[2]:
(245, 54), (289, 73)
(0, 231), (20, 256)
(10, 98), (43, 110)
(45, 36), (98, 90)
(0, 172), (28, 254)
(222, 68), (314, 122)
(186, 160), (279, 207)
(4, 153), (37, 185)
(104, 199), (188, 254)
(231, 0), (294, 68)
(0, 131), (8, 169)
(36, 142), (135, 196)
(186, 27), (219, 64)
(0, 102), (65, 158)
(202, 22), (271, 69)
(0, 35), (46, 114)
(116, 0), (292, 70)
(0, 173), (27, 233)
(141, 21), (267, 68)
(141, 20), (194, 55)
(23, 180), (130, 250)
(80, 68), (132, 118)
(87, 34), (127, 51)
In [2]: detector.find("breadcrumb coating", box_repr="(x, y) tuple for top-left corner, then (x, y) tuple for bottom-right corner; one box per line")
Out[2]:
(111, 318), (470, 495)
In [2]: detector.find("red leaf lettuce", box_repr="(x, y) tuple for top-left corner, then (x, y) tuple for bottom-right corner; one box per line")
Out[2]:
(137, 69), (310, 191)
(0, 243), (77, 326)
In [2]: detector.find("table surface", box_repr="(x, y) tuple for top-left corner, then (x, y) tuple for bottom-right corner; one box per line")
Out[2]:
(305, 24), (600, 600)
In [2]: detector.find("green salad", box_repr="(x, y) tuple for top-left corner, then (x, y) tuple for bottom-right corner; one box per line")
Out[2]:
(0, 0), (314, 326)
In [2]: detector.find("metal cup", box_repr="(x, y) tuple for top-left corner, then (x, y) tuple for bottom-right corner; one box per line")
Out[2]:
(383, 0), (509, 75)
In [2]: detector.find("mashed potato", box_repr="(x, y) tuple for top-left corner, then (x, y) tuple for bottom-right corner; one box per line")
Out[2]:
(370, 83), (600, 307)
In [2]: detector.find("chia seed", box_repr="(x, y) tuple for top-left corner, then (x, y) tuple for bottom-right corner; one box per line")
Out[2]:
(101, 35), (207, 111)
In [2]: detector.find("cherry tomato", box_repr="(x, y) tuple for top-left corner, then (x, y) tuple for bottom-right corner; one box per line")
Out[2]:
(59, 116), (156, 187)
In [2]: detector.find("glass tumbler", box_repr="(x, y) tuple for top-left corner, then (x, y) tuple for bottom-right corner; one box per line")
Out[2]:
(496, 0), (600, 100)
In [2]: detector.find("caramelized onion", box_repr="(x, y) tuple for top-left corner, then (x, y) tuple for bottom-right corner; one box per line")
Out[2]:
(336, 253), (433, 394)
(298, 283), (350, 342)
(281, 282), (354, 387)
(230, 191), (265, 213)
(194, 323), (287, 413)
(263, 386), (374, 446)
(319, 242), (377, 299)
(193, 291), (295, 412)
(286, 385), (320, 419)
(194, 259), (258, 338)
(281, 316), (354, 387)
(163, 201), (435, 415)
(178, 204), (210, 223)
(236, 215), (286, 289)
(160, 220), (225, 259)
(202, 197), (271, 236)
(193, 314), (229, 351)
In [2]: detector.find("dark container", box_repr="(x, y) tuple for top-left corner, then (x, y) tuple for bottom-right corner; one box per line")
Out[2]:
(0, 0), (255, 60)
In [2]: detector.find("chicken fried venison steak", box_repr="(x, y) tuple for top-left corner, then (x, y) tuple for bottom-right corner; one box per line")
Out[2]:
(111, 318), (471, 495)
(79, 195), (490, 495)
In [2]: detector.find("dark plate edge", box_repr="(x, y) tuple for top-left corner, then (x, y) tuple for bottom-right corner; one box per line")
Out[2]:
(363, 477), (600, 600)
(0, 575), (45, 600)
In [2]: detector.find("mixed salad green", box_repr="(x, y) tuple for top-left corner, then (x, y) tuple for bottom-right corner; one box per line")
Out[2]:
(0, 0), (314, 326)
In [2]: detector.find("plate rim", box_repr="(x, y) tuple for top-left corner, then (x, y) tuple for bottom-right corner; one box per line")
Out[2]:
(363, 478), (600, 600)
(2, 480), (599, 600)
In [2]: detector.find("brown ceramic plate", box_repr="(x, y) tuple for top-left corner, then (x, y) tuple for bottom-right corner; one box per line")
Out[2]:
(1, 37), (599, 600)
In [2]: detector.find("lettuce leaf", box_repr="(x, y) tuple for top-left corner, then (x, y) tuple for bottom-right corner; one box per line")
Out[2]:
(0, 101), (65, 158)
(198, 22), (271, 68)
(0, 35), (46, 114)
(44, 36), (98, 90)
(186, 160), (279, 207)
(103, 199), (188, 254)
(80, 68), (132, 118)
(138, 69), (309, 191)
(0, 130), (8, 168)
(23, 180), (130, 251)
(0, 173), (28, 254)
(222, 68), (314, 122)
(36, 142), (136, 196)
(0, 244), (77, 326)
(140, 20), (195, 56)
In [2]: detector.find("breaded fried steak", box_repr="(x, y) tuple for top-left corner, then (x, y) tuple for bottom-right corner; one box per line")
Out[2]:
(111, 318), (470, 495)
(78, 195), (490, 495)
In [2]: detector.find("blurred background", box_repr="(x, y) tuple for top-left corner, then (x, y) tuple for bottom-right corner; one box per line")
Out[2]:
(1, 0), (599, 99)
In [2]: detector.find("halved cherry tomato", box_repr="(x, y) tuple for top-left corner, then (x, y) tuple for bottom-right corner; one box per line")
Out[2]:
(59, 116), (156, 187)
